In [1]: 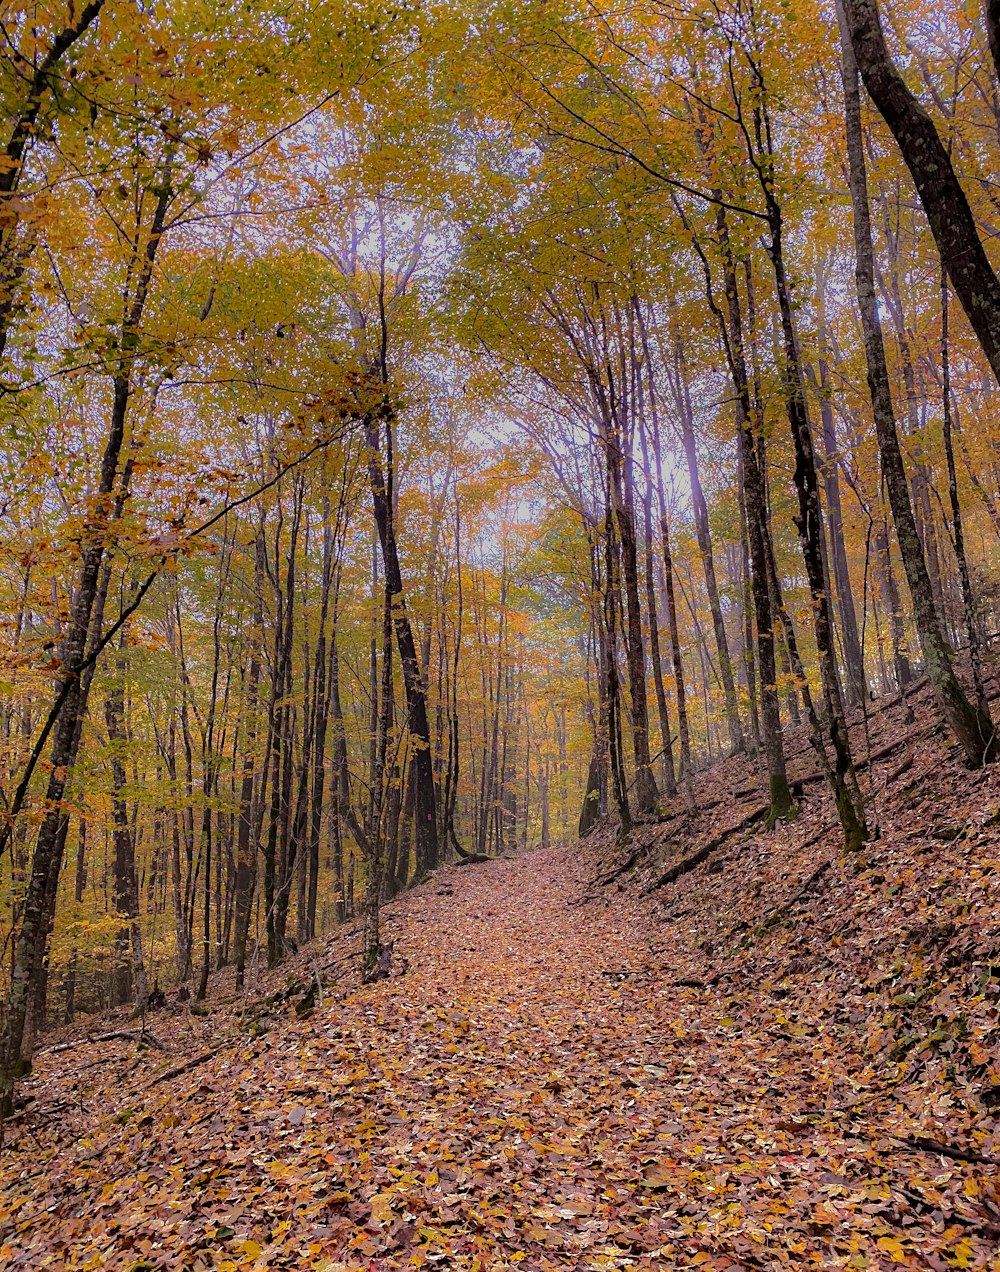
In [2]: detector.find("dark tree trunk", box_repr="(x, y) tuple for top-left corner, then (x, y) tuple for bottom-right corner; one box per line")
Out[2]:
(232, 644), (261, 992)
(601, 477), (632, 837)
(811, 306), (867, 707)
(837, 0), (997, 764)
(362, 584), (394, 981)
(941, 272), (988, 711)
(708, 213), (794, 824)
(364, 407), (439, 873)
(765, 200), (868, 851)
(0, 176), (170, 1116)
(735, 443), (762, 753)
(104, 635), (149, 1012)
(842, 0), (1000, 387)
(874, 514), (913, 693)
(62, 821), (87, 1024)
(599, 398), (658, 814)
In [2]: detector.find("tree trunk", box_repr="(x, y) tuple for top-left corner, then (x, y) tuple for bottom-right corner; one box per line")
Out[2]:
(668, 314), (744, 753)
(874, 513), (913, 693)
(232, 643), (261, 992)
(364, 407), (439, 873)
(842, 0), (1000, 387)
(711, 214), (794, 824)
(765, 196), (869, 851)
(0, 176), (170, 1116)
(837, 0), (997, 764)
(941, 272), (988, 710)
(811, 291), (867, 707)
(599, 397), (658, 814)
(104, 634), (149, 1013)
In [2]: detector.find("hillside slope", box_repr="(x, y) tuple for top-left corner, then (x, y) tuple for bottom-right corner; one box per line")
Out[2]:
(2, 680), (1000, 1270)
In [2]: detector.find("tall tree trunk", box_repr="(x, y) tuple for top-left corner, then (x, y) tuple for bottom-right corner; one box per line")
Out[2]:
(704, 211), (794, 824)
(232, 644), (262, 992)
(62, 820), (87, 1024)
(667, 312), (744, 753)
(842, 0), (1000, 387)
(837, 0), (997, 764)
(0, 175), (170, 1116)
(598, 393), (658, 814)
(104, 634), (150, 1013)
(764, 195), (869, 851)
(364, 404), (439, 873)
(601, 472), (632, 837)
(874, 513), (913, 693)
(735, 443), (762, 753)
(362, 584), (394, 981)
(233, 530), (269, 989)
(642, 467), (677, 796)
(941, 272), (988, 710)
(811, 283), (867, 706)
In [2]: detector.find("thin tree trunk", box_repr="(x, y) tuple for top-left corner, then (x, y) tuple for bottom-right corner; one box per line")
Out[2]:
(0, 174), (171, 1115)
(811, 287), (867, 706)
(704, 211), (794, 823)
(666, 310), (744, 753)
(765, 200), (868, 850)
(598, 388), (659, 813)
(232, 532), (266, 991)
(104, 633), (150, 1013)
(941, 271), (988, 711)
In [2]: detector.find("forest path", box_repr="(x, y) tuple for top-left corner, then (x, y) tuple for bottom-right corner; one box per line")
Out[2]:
(3, 832), (999, 1269)
(0, 843), (762, 1270)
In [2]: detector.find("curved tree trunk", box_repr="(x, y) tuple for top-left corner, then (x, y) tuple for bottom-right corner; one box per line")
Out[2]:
(837, 0), (997, 765)
(842, 0), (1000, 386)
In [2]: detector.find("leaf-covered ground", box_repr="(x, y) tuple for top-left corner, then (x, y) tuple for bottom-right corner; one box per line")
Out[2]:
(3, 679), (1000, 1269)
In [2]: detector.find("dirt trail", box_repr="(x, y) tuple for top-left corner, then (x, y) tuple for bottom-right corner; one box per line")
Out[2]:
(2, 834), (999, 1269)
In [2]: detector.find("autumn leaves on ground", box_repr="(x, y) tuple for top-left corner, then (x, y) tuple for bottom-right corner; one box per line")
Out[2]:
(3, 679), (1000, 1271)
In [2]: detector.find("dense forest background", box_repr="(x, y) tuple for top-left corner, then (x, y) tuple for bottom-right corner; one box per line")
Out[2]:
(3, 0), (1000, 1116)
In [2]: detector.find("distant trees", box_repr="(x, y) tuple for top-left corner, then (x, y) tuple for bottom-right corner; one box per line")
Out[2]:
(468, 0), (1000, 841)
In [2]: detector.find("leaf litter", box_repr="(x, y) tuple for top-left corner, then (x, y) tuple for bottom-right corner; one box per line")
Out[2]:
(2, 678), (1000, 1269)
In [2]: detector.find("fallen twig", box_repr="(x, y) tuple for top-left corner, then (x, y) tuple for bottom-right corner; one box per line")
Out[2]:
(883, 749), (914, 786)
(587, 837), (658, 890)
(642, 804), (769, 894)
(752, 858), (834, 938)
(889, 1133), (998, 1166)
(41, 1028), (164, 1056)
(143, 1046), (225, 1091)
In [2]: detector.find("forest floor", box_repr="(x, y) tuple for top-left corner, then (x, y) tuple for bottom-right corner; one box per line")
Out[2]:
(3, 677), (1000, 1269)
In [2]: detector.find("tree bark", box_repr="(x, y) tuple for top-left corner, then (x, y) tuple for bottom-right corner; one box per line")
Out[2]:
(837, 0), (997, 764)
(0, 174), (170, 1117)
(811, 293), (867, 707)
(703, 212), (794, 825)
(364, 405), (439, 873)
(104, 634), (149, 1012)
(842, 0), (1000, 388)
(598, 392), (659, 814)
(667, 312), (744, 753)
(941, 272), (988, 711)
(765, 198), (869, 851)
(985, 0), (1000, 86)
